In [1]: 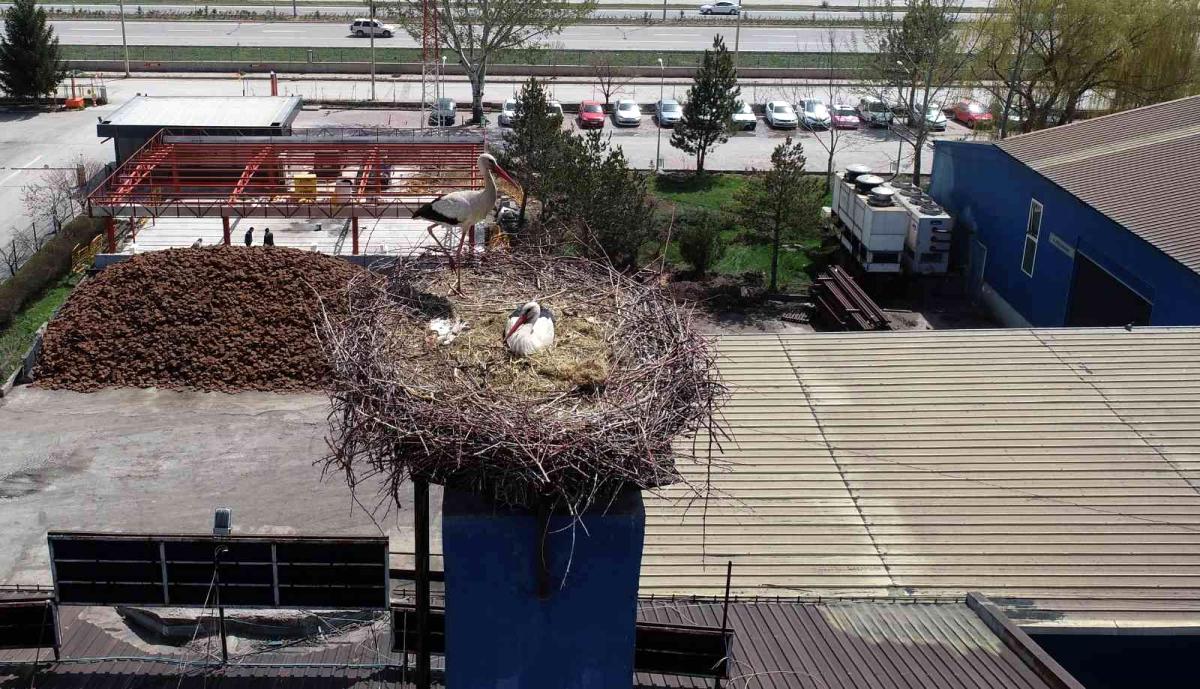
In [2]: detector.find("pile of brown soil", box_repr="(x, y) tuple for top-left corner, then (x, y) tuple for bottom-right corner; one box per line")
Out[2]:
(36, 246), (370, 392)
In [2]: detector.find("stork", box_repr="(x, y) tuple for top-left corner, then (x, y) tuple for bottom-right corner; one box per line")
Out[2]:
(503, 301), (555, 357)
(413, 153), (517, 265)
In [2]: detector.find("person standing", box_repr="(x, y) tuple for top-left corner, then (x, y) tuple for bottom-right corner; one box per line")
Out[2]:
(263, 228), (275, 247)
(244, 226), (254, 246)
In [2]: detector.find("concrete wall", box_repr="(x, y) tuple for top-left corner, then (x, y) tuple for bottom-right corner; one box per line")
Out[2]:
(441, 488), (645, 689)
(931, 140), (1200, 327)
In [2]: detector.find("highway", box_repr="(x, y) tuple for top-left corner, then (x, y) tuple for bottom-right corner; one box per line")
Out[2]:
(51, 19), (873, 51)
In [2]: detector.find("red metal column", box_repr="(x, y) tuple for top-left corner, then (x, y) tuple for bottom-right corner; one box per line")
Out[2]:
(105, 217), (116, 253)
(351, 217), (360, 255)
(222, 216), (231, 246)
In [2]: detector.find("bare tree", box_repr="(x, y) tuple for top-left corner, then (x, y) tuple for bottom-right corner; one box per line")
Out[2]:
(393, 0), (595, 124)
(589, 54), (632, 108)
(864, 0), (980, 187)
(791, 28), (853, 191)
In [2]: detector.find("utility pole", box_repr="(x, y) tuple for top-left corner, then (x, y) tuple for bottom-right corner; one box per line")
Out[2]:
(292, 0), (298, 17)
(117, 0), (130, 77)
(369, 1), (377, 101)
(661, 0), (667, 20)
(655, 57), (664, 170)
(733, 2), (743, 67)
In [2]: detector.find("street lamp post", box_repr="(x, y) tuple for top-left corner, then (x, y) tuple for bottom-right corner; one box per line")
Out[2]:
(655, 58), (664, 171)
(734, 2), (744, 67)
(117, 0), (130, 77)
(369, 1), (377, 101)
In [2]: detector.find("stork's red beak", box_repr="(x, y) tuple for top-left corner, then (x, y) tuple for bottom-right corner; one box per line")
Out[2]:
(493, 163), (517, 187)
(504, 313), (528, 342)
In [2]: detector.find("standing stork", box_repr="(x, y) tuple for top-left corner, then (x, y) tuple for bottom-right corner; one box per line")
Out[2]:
(503, 301), (555, 356)
(414, 153), (517, 265)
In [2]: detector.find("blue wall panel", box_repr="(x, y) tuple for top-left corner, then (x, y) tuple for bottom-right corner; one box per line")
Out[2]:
(442, 488), (645, 689)
(931, 141), (1200, 326)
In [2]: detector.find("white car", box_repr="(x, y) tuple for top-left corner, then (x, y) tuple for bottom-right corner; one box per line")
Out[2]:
(548, 100), (565, 120)
(498, 98), (518, 127)
(614, 99), (642, 127)
(910, 103), (948, 131)
(700, 1), (741, 14)
(764, 101), (798, 129)
(798, 98), (832, 129)
(655, 99), (683, 127)
(731, 101), (757, 130)
(349, 18), (395, 37)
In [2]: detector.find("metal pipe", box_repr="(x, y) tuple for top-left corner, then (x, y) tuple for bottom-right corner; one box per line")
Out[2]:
(369, 2), (377, 102)
(655, 58), (664, 171)
(213, 546), (229, 664)
(414, 477), (431, 689)
(714, 560), (733, 689)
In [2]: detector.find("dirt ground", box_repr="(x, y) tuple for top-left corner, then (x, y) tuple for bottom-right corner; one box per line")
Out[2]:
(0, 386), (435, 586)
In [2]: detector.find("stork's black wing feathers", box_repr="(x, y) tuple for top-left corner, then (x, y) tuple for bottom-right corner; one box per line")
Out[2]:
(539, 307), (555, 322)
(413, 196), (458, 225)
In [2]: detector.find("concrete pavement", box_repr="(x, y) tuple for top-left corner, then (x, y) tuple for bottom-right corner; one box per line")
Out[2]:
(51, 19), (872, 51)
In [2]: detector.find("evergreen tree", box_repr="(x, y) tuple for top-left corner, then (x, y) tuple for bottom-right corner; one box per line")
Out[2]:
(734, 138), (823, 292)
(497, 77), (570, 231)
(670, 35), (740, 175)
(0, 0), (64, 101)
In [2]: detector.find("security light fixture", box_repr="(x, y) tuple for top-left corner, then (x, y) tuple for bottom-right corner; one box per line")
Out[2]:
(213, 508), (233, 537)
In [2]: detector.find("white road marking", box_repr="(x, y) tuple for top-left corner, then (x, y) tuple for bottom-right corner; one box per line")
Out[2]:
(0, 155), (44, 186)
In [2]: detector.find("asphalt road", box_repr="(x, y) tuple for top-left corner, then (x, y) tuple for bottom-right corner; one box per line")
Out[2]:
(51, 19), (872, 51)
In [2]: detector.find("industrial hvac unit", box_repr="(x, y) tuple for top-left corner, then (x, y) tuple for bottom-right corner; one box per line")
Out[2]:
(831, 165), (908, 273)
(831, 166), (953, 276)
(894, 183), (953, 275)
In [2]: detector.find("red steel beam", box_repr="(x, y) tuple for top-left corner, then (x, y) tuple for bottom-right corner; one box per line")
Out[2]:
(227, 146), (273, 205)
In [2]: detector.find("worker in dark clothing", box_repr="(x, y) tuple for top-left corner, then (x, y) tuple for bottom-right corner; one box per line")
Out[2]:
(263, 228), (275, 246)
(244, 226), (254, 246)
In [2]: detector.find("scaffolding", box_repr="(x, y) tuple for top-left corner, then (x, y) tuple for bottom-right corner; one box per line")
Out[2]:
(87, 128), (484, 254)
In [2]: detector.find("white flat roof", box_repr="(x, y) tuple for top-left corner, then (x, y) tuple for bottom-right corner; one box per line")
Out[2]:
(100, 95), (301, 129)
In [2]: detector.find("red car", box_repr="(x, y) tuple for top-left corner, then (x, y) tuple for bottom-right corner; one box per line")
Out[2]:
(831, 103), (860, 129)
(953, 100), (993, 128)
(577, 100), (606, 129)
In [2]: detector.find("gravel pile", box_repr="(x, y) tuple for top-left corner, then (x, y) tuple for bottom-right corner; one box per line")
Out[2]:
(36, 246), (370, 392)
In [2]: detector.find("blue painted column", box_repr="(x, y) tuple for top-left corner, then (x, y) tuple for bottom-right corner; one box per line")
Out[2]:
(442, 486), (646, 689)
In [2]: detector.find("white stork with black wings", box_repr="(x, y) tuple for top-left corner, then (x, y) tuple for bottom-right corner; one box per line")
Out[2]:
(503, 301), (555, 356)
(413, 153), (517, 263)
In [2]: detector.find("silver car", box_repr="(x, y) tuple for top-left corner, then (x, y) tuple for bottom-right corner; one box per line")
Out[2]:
(764, 100), (798, 129)
(614, 99), (642, 127)
(910, 103), (948, 131)
(429, 98), (456, 127)
(799, 98), (832, 130)
(656, 99), (682, 127)
(498, 98), (518, 127)
(349, 18), (395, 37)
(700, 1), (740, 14)
(731, 101), (757, 130)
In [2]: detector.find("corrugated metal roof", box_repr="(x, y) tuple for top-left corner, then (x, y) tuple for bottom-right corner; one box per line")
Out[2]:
(995, 95), (1200, 273)
(636, 597), (1068, 689)
(99, 95), (302, 128)
(643, 328), (1200, 628)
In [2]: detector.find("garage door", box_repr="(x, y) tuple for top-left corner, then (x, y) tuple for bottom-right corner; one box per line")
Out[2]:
(1065, 254), (1152, 327)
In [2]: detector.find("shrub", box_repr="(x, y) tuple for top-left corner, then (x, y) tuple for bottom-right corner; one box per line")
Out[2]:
(0, 215), (101, 330)
(676, 210), (729, 278)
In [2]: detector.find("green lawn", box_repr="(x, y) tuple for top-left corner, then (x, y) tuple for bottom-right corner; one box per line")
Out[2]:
(650, 172), (817, 291)
(0, 277), (76, 383)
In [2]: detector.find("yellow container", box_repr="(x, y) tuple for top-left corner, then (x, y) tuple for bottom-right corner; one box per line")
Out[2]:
(292, 173), (317, 201)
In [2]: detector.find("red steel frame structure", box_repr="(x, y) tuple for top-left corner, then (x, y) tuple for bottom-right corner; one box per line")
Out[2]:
(88, 129), (484, 254)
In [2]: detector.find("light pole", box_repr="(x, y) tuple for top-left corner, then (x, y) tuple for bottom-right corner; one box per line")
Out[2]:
(734, 2), (743, 67)
(369, 1), (377, 101)
(655, 58), (664, 171)
(117, 0), (130, 77)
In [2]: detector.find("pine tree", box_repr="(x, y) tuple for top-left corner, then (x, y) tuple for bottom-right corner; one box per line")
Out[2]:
(735, 138), (824, 292)
(670, 35), (740, 175)
(0, 0), (64, 101)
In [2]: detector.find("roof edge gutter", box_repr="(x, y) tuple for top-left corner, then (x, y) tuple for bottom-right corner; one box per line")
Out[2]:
(966, 592), (1087, 689)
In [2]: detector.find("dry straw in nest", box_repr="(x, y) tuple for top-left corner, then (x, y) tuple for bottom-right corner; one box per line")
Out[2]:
(317, 253), (726, 515)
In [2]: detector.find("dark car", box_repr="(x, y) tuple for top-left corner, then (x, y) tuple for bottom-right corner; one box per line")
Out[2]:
(429, 98), (456, 127)
(577, 100), (606, 129)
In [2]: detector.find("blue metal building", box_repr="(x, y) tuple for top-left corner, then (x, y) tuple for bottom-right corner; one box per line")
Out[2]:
(930, 96), (1200, 327)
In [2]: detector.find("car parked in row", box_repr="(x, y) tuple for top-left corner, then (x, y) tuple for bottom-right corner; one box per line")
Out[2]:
(429, 98), (456, 127)
(909, 103), (948, 131)
(731, 101), (757, 130)
(699, 1), (741, 14)
(764, 101), (798, 129)
(655, 99), (683, 127)
(952, 100), (993, 128)
(857, 98), (893, 128)
(613, 99), (642, 127)
(547, 100), (565, 121)
(577, 100), (606, 129)
(798, 98), (832, 130)
(350, 18), (395, 37)
(830, 103), (860, 129)
(498, 98), (518, 127)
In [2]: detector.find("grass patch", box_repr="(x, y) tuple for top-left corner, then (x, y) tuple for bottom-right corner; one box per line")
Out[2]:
(716, 239), (814, 291)
(61, 44), (873, 70)
(0, 276), (76, 383)
(651, 173), (748, 212)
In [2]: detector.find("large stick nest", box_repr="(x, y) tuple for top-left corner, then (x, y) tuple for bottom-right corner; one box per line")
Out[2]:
(317, 253), (725, 513)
